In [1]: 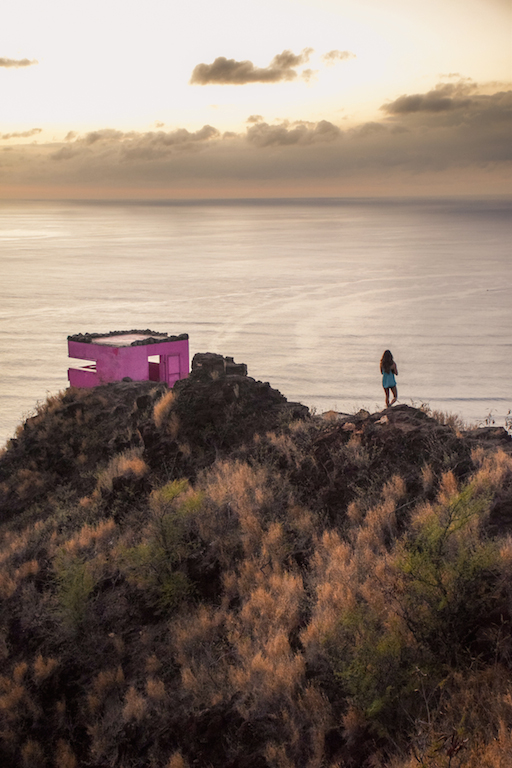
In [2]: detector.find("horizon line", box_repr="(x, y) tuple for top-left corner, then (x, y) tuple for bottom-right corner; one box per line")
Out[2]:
(1, 193), (511, 207)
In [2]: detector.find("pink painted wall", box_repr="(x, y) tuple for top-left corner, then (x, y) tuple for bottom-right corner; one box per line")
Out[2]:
(68, 337), (189, 388)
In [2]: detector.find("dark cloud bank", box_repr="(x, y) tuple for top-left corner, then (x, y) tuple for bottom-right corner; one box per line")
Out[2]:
(1, 81), (510, 195)
(246, 120), (342, 147)
(382, 82), (475, 114)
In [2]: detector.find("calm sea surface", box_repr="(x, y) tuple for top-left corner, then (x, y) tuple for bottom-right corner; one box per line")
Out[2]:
(1, 198), (511, 446)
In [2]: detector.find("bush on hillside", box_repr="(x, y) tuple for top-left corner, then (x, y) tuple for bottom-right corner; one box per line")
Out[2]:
(0, 376), (511, 768)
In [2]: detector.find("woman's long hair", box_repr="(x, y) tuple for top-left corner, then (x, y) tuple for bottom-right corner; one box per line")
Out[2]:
(381, 349), (394, 374)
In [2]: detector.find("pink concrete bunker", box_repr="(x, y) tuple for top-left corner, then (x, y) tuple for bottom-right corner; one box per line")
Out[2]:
(67, 330), (189, 388)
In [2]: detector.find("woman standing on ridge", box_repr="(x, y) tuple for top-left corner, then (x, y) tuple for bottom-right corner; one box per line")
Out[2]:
(380, 350), (398, 407)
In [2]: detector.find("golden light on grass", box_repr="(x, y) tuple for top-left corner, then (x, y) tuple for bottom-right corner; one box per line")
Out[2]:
(1, 377), (512, 765)
(55, 740), (78, 768)
(146, 677), (166, 701)
(122, 686), (147, 722)
(33, 655), (58, 683)
(167, 752), (189, 768)
(153, 390), (175, 429)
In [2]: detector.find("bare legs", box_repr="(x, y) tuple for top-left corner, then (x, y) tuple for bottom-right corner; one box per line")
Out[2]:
(384, 386), (398, 407)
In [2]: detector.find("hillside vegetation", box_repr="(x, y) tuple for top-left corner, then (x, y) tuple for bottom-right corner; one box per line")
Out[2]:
(0, 364), (511, 768)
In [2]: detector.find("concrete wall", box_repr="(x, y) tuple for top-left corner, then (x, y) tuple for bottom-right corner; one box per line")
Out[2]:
(68, 337), (189, 388)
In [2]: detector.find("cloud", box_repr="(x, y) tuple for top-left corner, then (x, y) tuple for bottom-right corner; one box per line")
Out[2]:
(246, 115), (264, 124)
(1, 83), (510, 197)
(349, 122), (387, 138)
(321, 50), (356, 65)
(190, 49), (313, 85)
(51, 146), (81, 161)
(380, 82), (512, 146)
(82, 129), (129, 145)
(382, 82), (474, 114)
(301, 68), (317, 83)
(246, 119), (342, 147)
(0, 57), (38, 68)
(1, 128), (42, 139)
(49, 126), (221, 163)
(121, 126), (220, 161)
(377, 83), (512, 167)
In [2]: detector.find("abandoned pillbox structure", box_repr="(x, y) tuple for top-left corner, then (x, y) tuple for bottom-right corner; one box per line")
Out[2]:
(67, 330), (189, 388)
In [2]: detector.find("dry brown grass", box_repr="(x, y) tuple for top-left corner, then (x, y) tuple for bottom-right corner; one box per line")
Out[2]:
(421, 404), (468, 431)
(266, 429), (307, 469)
(146, 676), (166, 701)
(438, 469), (459, 504)
(172, 604), (229, 708)
(421, 462), (435, 493)
(62, 518), (116, 556)
(168, 458), (330, 759)
(301, 449), (512, 762)
(301, 530), (354, 661)
(87, 667), (125, 715)
(62, 518), (116, 555)
(1, 381), (512, 768)
(15, 468), (45, 500)
(33, 655), (58, 683)
(0, 680), (25, 718)
(15, 560), (39, 581)
(0, 570), (17, 599)
(343, 434), (371, 468)
(145, 654), (161, 675)
(54, 740), (78, 768)
(472, 448), (512, 492)
(167, 753), (189, 768)
(467, 720), (512, 768)
(386, 669), (512, 768)
(153, 389), (176, 429)
(20, 739), (45, 768)
(122, 686), (147, 722)
(195, 460), (273, 566)
(95, 448), (148, 495)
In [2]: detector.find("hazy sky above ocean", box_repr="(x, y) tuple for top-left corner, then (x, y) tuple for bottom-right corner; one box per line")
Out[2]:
(1, 0), (510, 198)
(2, 3), (510, 445)
(1, 197), (510, 446)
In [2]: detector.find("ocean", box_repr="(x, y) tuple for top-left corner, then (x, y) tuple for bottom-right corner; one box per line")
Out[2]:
(1, 197), (511, 447)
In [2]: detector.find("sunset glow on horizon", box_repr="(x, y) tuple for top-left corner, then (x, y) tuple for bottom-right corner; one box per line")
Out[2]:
(1, 0), (510, 198)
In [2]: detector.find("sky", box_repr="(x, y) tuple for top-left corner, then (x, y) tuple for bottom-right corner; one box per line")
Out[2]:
(1, 0), (511, 198)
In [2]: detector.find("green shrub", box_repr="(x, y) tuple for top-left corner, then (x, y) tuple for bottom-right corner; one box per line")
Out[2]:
(53, 551), (96, 628)
(119, 479), (203, 611)
(330, 479), (501, 737)
(395, 483), (497, 661)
